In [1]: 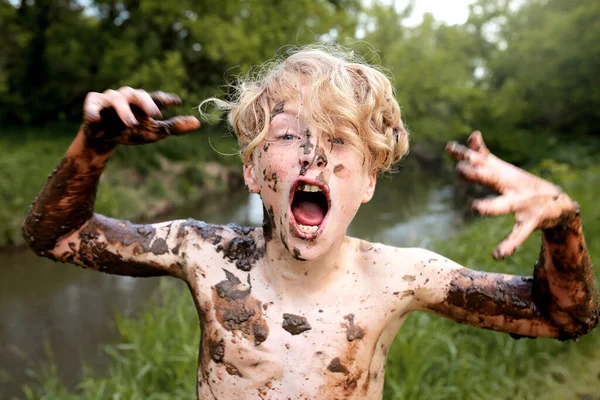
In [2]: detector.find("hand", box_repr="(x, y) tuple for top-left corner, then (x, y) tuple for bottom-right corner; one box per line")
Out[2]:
(446, 131), (578, 259)
(83, 87), (200, 150)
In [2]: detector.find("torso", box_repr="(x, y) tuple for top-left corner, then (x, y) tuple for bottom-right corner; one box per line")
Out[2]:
(178, 222), (423, 400)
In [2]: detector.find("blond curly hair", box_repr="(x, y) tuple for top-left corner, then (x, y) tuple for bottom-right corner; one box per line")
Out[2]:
(203, 45), (409, 174)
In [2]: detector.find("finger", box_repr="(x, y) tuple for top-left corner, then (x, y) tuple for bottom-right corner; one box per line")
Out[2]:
(117, 87), (162, 118)
(103, 89), (138, 127)
(150, 91), (182, 109)
(84, 92), (107, 123)
(492, 218), (538, 260)
(467, 130), (490, 155)
(156, 116), (200, 136)
(472, 192), (530, 216)
(446, 141), (485, 166)
(455, 161), (504, 192)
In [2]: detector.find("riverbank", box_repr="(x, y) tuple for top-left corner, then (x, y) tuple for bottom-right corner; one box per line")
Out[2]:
(0, 124), (243, 248)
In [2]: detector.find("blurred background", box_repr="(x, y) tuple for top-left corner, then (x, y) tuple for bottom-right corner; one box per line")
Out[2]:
(1, 0), (599, 399)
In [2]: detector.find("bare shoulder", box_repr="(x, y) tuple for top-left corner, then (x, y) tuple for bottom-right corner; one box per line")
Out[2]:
(352, 237), (458, 280)
(349, 238), (463, 310)
(176, 219), (264, 266)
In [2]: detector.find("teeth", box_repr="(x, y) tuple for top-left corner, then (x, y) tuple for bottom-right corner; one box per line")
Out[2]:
(296, 184), (321, 192)
(298, 224), (319, 234)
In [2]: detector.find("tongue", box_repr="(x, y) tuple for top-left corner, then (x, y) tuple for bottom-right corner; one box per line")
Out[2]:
(292, 201), (325, 226)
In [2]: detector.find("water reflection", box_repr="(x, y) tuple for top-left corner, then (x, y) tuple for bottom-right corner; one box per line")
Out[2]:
(0, 167), (460, 398)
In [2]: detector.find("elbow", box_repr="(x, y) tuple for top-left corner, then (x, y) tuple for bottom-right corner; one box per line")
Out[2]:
(21, 215), (59, 260)
(554, 301), (600, 341)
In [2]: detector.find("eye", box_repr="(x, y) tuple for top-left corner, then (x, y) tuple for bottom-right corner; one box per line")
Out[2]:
(329, 137), (345, 145)
(277, 129), (298, 141)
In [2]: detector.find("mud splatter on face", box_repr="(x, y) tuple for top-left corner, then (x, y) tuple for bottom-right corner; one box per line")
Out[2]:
(212, 269), (269, 345)
(300, 128), (314, 155)
(344, 314), (365, 341)
(262, 142), (270, 153)
(264, 172), (278, 193)
(333, 164), (350, 179)
(271, 103), (285, 120)
(315, 146), (328, 168)
(315, 170), (331, 186)
(282, 313), (312, 335)
(292, 247), (306, 261)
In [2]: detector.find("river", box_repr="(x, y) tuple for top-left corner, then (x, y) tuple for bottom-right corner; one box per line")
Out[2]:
(0, 167), (463, 398)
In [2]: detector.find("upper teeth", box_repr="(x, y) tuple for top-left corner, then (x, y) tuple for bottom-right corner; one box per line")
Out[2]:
(297, 184), (321, 192)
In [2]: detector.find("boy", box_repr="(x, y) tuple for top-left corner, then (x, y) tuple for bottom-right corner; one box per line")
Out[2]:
(23, 48), (599, 399)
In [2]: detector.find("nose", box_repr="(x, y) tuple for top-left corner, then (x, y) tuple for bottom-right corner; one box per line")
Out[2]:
(298, 134), (328, 173)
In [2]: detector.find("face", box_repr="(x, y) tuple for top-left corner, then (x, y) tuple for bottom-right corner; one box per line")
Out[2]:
(244, 93), (376, 261)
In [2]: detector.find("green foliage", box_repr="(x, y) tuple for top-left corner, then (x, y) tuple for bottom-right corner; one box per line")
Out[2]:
(0, 124), (240, 247)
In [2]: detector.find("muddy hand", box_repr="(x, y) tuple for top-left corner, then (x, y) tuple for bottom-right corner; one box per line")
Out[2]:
(83, 87), (200, 149)
(446, 131), (577, 260)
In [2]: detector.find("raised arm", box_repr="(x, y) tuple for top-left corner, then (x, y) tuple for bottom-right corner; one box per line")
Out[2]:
(22, 88), (200, 278)
(413, 132), (598, 340)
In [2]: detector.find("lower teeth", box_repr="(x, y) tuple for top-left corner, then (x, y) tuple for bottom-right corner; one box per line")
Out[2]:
(298, 224), (319, 234)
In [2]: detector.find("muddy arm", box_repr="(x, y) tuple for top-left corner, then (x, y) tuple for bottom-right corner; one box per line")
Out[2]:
(22, 88), (200, 278)
(414, 131), (599, 340)
(418, 228), (598, 340)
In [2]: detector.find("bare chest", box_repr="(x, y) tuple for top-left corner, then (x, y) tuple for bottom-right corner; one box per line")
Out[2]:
(188, 262), (407, 399)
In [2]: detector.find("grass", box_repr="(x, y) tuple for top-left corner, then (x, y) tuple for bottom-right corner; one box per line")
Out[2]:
(17, 155), (600, 399)
(0, 123), (240, 247)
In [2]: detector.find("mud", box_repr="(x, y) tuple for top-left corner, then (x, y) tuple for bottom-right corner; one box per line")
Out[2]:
(282, 313), (312, 335)
(300, 128), (314, 155)
(315, 170), (331, 186)
(535, 214), (599, 339)
(207, 336), (243, 377)
(333, 164), (350, 179)
(179, 218), (223, 246)
(271, 103), (285, 119)
(22, 155), (102, 257)
(314, 146), (328, 168)
(263, 206), (276, 242)
(327, 357), (349, 374)
(209, 338), (225, 362)
(213, 269), (269, 345)
(76, 234), (167, 276)
(264, 172), (278, 193)
(216, 234), (264, 271)
(292, 247), (306, 261)
(344, 314), (366, 341)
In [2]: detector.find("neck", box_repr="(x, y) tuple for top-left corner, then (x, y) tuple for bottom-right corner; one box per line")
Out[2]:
(261, 234), (347, 297)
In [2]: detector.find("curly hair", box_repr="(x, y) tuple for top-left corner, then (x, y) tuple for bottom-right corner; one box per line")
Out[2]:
(202, 45), (409, 174)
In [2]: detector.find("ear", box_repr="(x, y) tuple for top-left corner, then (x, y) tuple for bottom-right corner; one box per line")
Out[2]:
(243, 158), (260, 194)
(361, 171), (377, 203)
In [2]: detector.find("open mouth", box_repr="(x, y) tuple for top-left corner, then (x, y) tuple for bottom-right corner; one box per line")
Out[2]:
(289, 179), (331, 240)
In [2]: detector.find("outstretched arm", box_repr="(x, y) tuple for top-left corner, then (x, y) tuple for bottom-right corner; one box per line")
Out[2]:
(22, 88), (200, 278)
(414, 132), (598, 340)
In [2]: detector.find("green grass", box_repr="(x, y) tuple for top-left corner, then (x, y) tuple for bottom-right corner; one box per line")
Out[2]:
(0, 123), (240, 247)
(18, 158), (600, 399)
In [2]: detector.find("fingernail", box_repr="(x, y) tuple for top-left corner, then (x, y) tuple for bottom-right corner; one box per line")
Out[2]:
(128, 117), (138, 126)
